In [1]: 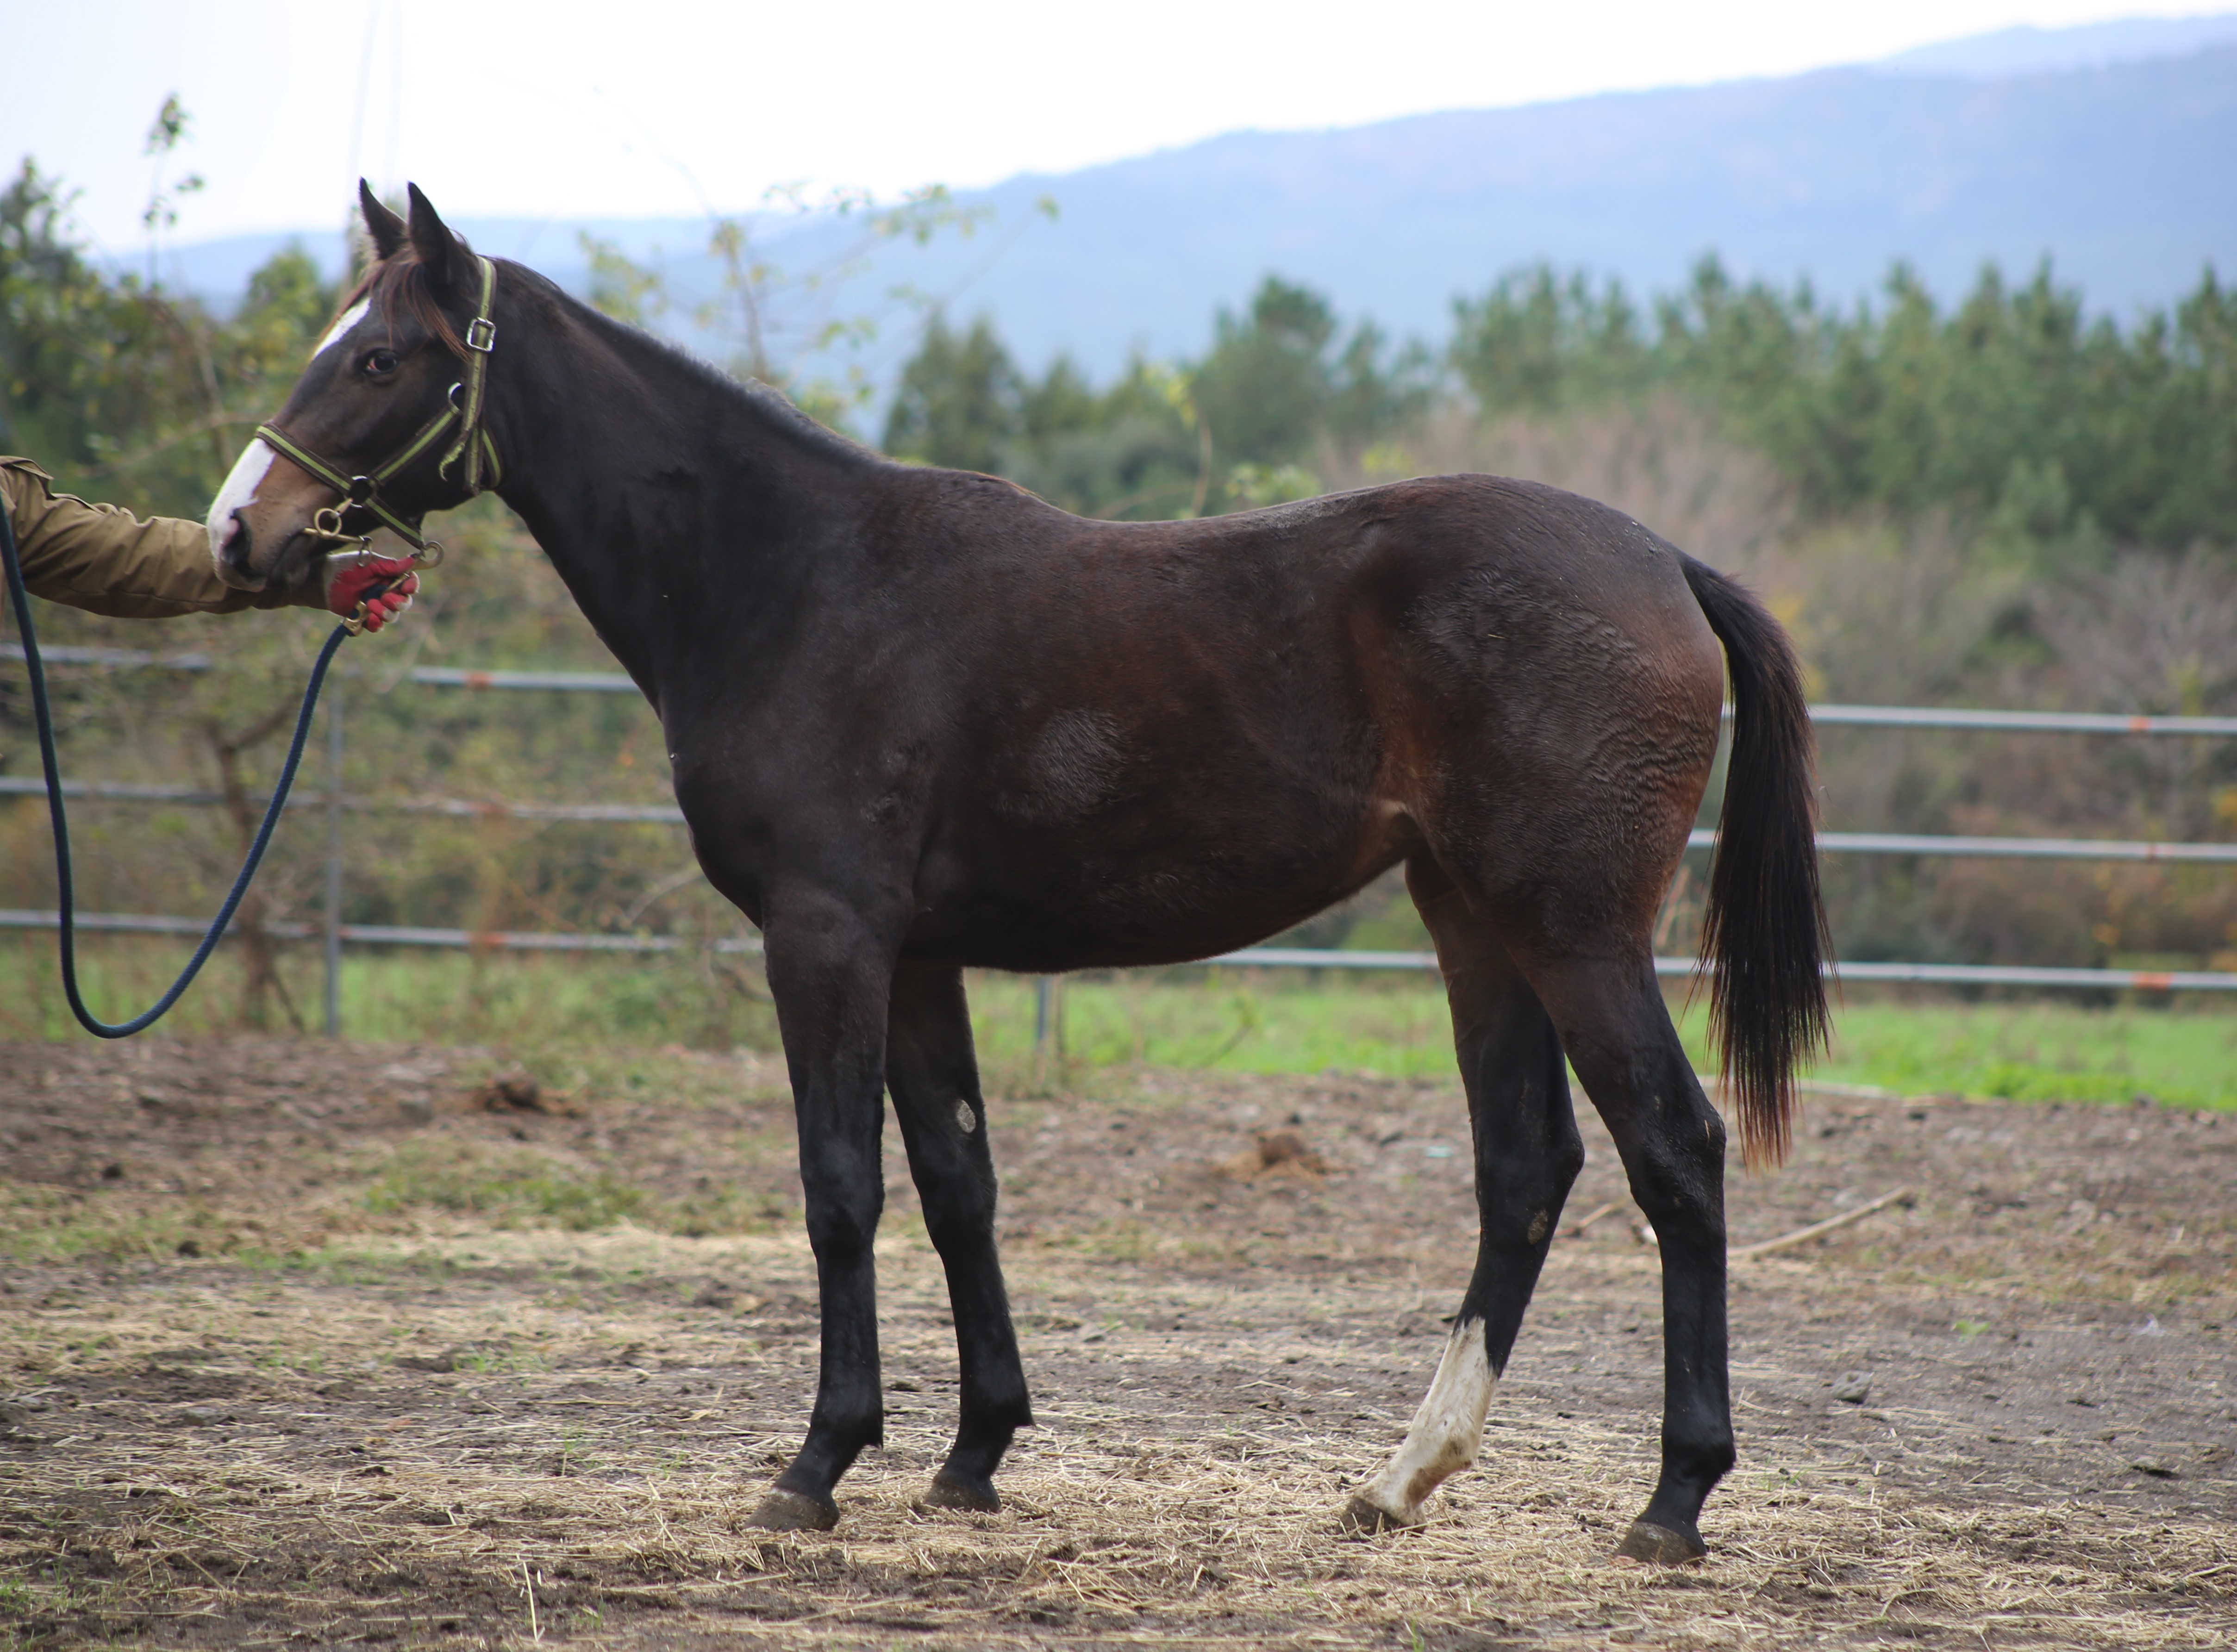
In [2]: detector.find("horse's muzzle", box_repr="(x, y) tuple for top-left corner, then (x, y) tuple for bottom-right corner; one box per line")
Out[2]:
(212, 517), (267, 590)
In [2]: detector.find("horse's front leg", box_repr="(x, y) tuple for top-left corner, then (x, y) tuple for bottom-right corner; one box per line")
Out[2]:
(885, 960), (1032, 1511)
(750, 889), (905, 1532)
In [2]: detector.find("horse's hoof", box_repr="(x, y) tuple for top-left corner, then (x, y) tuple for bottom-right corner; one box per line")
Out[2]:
(919, 1469), (1001, 1514)
(750, 1487), (839, 1532)
(1614, 1518), (1706, 1565)
(1338, 1495), (1422, 1535)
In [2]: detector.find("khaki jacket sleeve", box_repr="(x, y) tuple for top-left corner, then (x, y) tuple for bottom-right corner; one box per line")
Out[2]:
(2, 457), (313, 620)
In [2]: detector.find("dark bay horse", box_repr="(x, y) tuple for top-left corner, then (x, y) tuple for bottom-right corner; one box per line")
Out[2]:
(210, 184), (1828, 1564)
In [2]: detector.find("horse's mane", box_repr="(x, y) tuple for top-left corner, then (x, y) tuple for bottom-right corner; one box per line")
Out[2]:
(321, 244), (879, 467)
(581, 300), (881, 463)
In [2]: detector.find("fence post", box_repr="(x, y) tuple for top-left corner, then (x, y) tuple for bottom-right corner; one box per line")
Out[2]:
(323, 678), (343, 1038)
(1033, 975), (1053, 1051)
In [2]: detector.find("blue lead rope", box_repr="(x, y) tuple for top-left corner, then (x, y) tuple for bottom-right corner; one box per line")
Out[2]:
(1, 504), (349, 1037)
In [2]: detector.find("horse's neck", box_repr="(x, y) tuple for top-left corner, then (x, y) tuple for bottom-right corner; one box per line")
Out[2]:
(489, 288), (869, 699)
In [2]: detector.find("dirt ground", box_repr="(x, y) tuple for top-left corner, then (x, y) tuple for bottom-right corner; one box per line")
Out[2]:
(1, 1037), (2232, 1650)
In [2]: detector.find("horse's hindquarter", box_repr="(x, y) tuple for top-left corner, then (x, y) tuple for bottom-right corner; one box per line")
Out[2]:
(1384, 479), (1728, 946)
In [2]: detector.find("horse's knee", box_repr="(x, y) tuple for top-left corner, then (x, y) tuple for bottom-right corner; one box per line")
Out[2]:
(800, 1170), (883, 1264)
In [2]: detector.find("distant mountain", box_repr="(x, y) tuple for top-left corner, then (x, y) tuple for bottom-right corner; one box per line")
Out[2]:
(159, 23), (2237, 392)
(1873, 12), (2237, 77)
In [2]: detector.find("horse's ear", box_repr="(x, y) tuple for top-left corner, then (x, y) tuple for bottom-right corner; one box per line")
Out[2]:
(404, 182), (459, 292)
(359, 180), (407, 260)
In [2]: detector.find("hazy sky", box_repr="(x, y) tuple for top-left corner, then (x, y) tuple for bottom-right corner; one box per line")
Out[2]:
(6, 2), (2224, 254)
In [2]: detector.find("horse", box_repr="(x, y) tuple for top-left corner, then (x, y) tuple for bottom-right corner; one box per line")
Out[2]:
(208, 182), (1828, 1564)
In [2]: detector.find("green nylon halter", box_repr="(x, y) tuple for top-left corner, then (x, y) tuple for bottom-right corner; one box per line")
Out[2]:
(255, 253), (503, 555)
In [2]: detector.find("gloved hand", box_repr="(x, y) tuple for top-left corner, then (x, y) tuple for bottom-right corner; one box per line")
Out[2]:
(324, 547), (419, 632)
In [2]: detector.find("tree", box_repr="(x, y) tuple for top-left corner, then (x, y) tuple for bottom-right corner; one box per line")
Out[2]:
(1191, 277), (1339, 469)
(1187, 276), (1431, 508)
(1450, 264), (1650, 415)
(880, 315), (1022, 474)
(0, 158), (340, 516)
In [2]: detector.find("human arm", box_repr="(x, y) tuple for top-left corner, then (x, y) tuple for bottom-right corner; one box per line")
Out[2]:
(3, 457), (414, 628)
(3, 456), (300, 618)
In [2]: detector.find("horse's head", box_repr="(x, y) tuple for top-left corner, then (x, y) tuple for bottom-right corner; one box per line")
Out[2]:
(208, 183), (499, 590)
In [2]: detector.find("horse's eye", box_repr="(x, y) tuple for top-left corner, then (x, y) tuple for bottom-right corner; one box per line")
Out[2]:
(362, 348), (400, 377)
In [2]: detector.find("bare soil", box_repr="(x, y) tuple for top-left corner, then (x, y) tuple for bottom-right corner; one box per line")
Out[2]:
(1, 1037), (2232, 1649)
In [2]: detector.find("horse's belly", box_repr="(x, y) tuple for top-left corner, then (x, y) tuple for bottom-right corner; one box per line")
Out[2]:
(908, 797), (1418, 972)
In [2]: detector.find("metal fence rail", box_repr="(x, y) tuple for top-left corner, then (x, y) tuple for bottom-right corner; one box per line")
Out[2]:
(1693, 828), (2237, 865)
(8, 777), (2236, 863)
(2, 643), (644, 697)
(8, 638), (2237, 1019)
(13, 643), (2237, 735)
(0, 908), (758, 955)
(6, 909), (2233, 995)
(1804, 703), (2237, 737)
(0, 776), (688, 824)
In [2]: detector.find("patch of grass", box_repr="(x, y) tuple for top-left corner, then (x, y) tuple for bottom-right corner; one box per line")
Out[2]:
(271, 1245), (472, 1287)
(968, 969), (1455, 1078)
(7, 925), (2232, 1109)
(553, 1425), (599, 1477)
(355, 1140), (786, 1238)
(965, 972), (2237, 1111)
(0, 935), (780, 1049)
(362, 1141), (648, 1231)
(0, 1187), (238, 1265)
(1734, 998), (2237, 1111)
(664, 1184), (792, 1238)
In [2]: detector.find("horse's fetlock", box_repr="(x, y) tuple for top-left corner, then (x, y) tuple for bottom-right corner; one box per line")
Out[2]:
(1664, 1428), (1736, 1490)
(961, 1384), (1034, 1435)
(816, 1402), (884, 1455)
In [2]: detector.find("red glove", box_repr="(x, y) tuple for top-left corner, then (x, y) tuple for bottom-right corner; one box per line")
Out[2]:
(324, 549), (420, 633)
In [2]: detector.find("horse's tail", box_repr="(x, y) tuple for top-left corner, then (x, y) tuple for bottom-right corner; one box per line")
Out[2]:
(1679, 553), (1830, 1168)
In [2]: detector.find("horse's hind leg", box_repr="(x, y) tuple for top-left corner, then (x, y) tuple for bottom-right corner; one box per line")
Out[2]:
(1528, 953), (1733, 1563)
(1343, 855), (1585, 1532)
(885, 960), (1033, 1511)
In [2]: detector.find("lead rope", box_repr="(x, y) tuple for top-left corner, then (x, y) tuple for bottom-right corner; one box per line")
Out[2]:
(1, 504), (351, 1038)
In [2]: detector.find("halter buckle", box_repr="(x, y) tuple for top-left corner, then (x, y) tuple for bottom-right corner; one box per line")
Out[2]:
(307, 506), (371, 548)
(346, 475), (378, 504)
(464, 317), (496, 353)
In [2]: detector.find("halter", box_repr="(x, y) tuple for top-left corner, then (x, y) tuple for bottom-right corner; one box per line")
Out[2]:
(254, 252), (504, 561)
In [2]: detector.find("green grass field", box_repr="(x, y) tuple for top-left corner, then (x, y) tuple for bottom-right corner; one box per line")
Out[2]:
(964, 971), (2237, 1111)
(4, 937), (2232, 1110)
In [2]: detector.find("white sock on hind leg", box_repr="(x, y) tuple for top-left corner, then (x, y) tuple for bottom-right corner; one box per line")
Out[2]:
(1351, 1318), (1495, 1526)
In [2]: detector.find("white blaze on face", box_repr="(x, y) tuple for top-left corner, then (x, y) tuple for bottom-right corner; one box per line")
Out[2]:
(1348, 1318), (1495, 1527)
(313, 298), (371, 359)
(205, 438), (277, 570)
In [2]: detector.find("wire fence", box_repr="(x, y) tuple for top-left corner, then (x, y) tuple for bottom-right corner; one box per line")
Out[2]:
(7, 642), (2237, 1027)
